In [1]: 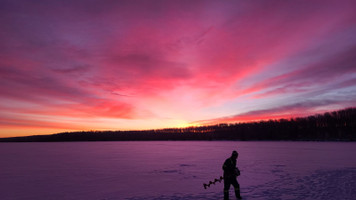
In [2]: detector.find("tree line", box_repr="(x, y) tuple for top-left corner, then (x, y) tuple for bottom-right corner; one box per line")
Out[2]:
(1, 107), (355, 142)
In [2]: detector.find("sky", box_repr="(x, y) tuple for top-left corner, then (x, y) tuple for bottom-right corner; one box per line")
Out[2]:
(1, 0), (356, 137)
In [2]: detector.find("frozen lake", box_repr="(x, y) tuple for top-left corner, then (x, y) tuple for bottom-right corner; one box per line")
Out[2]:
(0, 141), (355, 200)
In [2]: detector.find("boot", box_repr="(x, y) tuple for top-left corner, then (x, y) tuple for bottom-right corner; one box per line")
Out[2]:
(224, 190), (229, 200)
(234, 188), (242, 199)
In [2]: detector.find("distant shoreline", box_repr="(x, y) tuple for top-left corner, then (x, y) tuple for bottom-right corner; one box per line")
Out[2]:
(1, 108), (355, 142)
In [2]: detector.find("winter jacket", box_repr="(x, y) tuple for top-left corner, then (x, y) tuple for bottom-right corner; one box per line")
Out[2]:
(222, 157), (240, 178)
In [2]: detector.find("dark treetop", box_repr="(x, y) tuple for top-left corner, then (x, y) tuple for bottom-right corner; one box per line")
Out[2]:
(1, 108), (355, 142)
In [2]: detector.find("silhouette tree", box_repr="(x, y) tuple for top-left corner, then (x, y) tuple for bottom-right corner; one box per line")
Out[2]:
(1, 108), (355, 142)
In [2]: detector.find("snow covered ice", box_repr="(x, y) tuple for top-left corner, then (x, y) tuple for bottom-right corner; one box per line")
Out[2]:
(0, 141), (355, 200)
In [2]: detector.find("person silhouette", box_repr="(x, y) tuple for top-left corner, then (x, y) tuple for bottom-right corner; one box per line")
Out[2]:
(222, 150), (241, 200)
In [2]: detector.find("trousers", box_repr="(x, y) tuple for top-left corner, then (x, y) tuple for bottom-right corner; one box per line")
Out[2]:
(223, 176), (241, 200)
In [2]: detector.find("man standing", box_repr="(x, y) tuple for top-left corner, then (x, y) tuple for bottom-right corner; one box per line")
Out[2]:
(222, 150), (242, 200)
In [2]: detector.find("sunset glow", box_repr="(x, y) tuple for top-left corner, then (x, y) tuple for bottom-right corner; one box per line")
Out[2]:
(1, 0), (356, 137)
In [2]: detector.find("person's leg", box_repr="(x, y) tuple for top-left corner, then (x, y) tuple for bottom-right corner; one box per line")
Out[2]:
(224, 179), (231, 200)
(231, 179), (241, 199)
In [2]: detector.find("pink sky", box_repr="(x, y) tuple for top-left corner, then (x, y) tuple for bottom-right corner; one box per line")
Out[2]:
(1, 0), (356, 137)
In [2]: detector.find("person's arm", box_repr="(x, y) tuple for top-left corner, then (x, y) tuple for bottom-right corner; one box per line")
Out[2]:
(223, 159), (234, 174)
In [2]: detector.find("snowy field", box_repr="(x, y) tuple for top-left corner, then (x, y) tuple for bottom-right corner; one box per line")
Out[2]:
(0, 141), (355, 200)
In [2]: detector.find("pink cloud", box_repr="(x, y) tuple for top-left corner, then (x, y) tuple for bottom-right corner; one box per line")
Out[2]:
(0, 0), (356, 136)
(244, 46), (356, 98)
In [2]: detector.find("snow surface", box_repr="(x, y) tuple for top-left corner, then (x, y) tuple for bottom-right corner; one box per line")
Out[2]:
(0, 141), (355, 200)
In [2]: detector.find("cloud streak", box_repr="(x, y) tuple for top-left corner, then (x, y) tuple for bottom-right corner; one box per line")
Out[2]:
(195, 96), (356, 125)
